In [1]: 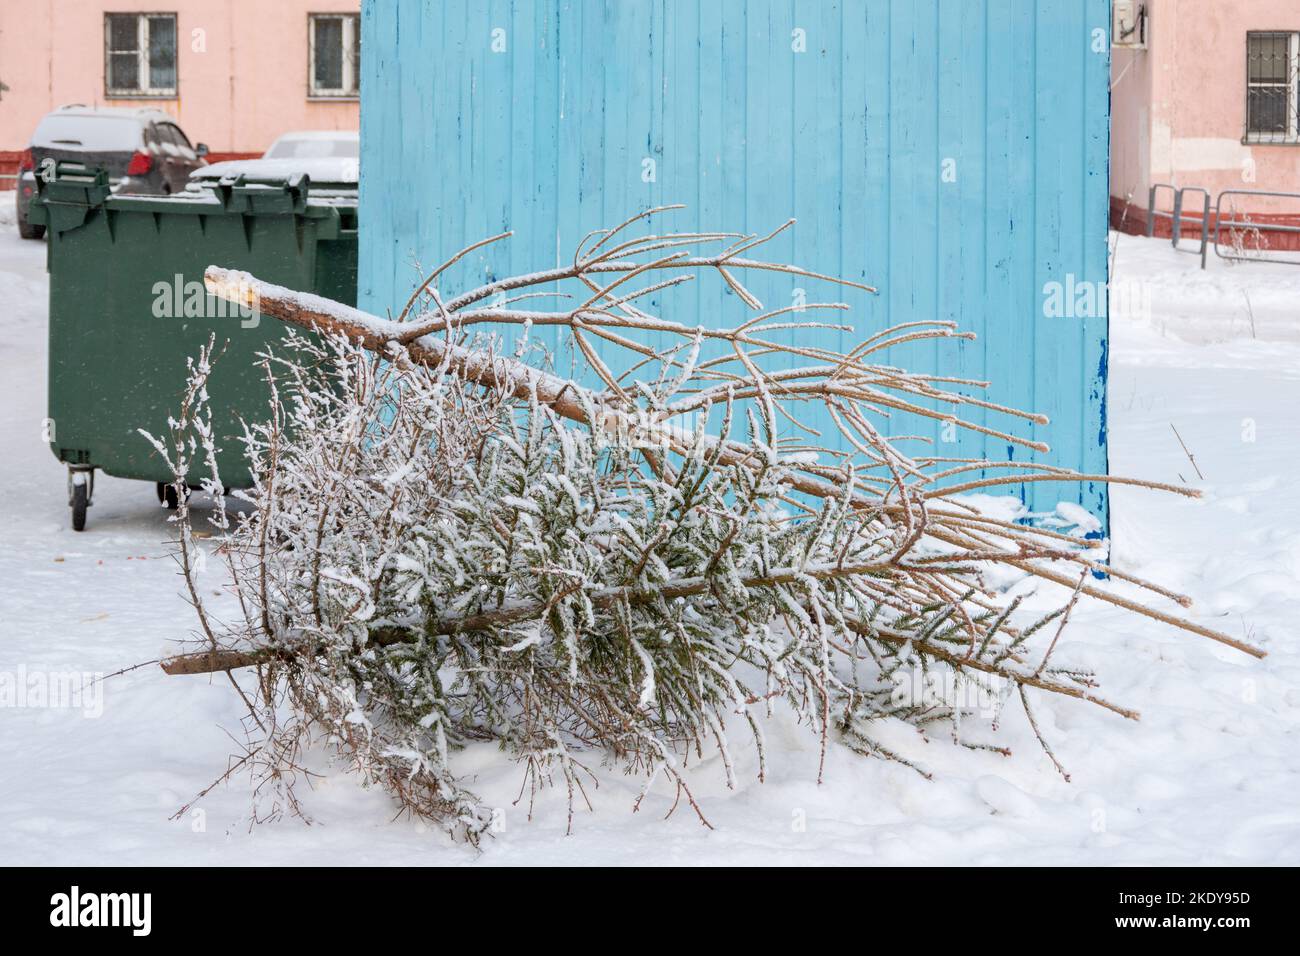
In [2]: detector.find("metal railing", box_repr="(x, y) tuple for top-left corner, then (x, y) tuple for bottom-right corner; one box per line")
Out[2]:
(1146, 183), (1300, 269)
(1145, 183), (1177, 238)
(1212, 189), (1300, 268)
(1147, 183), (1212, 264)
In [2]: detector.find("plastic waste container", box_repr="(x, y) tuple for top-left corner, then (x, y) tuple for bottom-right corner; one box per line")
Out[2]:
(29, 164), (357, 530)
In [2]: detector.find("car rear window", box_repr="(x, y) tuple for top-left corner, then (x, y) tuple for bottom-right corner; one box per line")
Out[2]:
(31, 115), (143, 151)
(265, 136), (359, 159)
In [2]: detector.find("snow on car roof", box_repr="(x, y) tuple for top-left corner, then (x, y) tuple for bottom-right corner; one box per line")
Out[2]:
(270, 130), (359, 140)
(190, 157), (359, 184)
(264, 131), (360, 160)
(49, 104), (174, 122)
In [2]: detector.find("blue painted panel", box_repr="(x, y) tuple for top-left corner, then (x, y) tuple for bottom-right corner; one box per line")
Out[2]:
(359, 0), (1111, 524)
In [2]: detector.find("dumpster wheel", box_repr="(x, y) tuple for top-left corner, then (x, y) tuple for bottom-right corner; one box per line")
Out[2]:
(68, 467), (94, 532)
(71, 484), (87, 531)
(156, 482), (189, 510)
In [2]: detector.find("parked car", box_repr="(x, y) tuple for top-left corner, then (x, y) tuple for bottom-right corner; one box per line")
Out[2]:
(15, 105), (209, 239)
(263, 130), (358, 160)
(190, 130), (358, 190)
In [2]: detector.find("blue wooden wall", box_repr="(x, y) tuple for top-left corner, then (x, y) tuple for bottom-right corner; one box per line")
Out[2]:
(358, 0), (1111, 525)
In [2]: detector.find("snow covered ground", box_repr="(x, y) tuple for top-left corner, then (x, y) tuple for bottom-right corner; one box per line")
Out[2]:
(2, 208), (1298, 865)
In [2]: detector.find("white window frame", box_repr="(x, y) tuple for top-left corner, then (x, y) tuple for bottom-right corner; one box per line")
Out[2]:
(104, 13), (178, 98)
(308, 13), (360, 100)
(1246, 31), (1300, 144)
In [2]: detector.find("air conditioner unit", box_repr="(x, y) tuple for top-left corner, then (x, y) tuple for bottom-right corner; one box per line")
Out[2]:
(1113, 1), (1148, 50)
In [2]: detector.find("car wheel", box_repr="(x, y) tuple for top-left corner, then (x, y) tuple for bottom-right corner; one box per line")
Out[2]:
(17, 215), (44, 240)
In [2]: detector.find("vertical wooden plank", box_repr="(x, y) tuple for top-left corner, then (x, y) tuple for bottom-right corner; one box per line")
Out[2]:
(422, 0), (438, 301)
(356, 0), (381, 311)
(644, 0), (672, 366)
(888, 1), (943, 451)
(534, 0), (564, 360)
(746, 0), (790, 355)
(983, 0), (1015, 475)
(839, 0), (869, 338)
(552, 0), (592, 374)
(576, 0), (606, 249)
(885, 0), (915, 447)
(861, 1), (891, 339)
(791, 0), (816, 394)
(1082, 0), (1111, 525)
(697, 0), (724, 375)
(1033, 0), (1069, 514)
(507, 0), (538, 284)
(806, 0), (846, 446)
(935, 0), (965, 466)
(664, 0), (726, 420)
(955, 0), (989, 452)
(1004, 0), (1040, 502)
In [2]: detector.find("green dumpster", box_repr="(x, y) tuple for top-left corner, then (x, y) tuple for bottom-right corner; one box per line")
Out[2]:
(29, 165), (357, 530)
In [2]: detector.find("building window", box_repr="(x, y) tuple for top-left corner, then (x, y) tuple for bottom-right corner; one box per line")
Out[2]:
(105, 13), (178, 97)
(309, 14), (360, 98)
(1246, 32), (1299, 143)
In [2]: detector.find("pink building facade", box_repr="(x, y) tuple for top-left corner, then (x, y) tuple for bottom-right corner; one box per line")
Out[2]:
(0, 1), (360, 174)
(1111, 0), (1300, 243)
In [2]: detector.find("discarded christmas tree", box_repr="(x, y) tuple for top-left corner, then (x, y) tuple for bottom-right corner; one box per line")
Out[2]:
(150, 207), (1263, 840)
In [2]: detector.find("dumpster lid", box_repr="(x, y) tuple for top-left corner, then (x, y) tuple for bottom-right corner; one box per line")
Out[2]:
(31, 165), (354, 237)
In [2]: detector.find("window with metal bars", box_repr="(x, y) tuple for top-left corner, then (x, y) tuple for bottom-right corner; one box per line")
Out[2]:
(309, 14), (360, 99)
(1246, 31), (1300, 143)
(104, 13), (177, 97)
